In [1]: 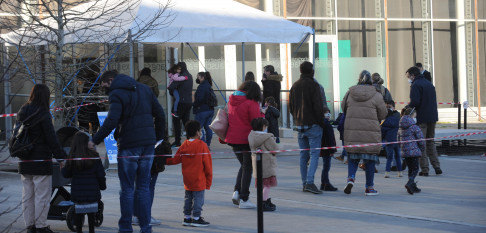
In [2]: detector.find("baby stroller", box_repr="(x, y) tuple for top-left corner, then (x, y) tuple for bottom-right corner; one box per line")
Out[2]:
(47, 126), (104, 232)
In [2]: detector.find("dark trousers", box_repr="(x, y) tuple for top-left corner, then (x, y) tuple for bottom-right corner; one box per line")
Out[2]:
(172, 103), (192, 143)
(231, 144), (252, 202)
(320, 156), (332, 185)
(76, 213), (95, 233)
(404, 157), (420, 182)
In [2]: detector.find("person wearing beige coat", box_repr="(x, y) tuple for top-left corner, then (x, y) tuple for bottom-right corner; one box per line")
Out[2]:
(342, 70), (388, 196)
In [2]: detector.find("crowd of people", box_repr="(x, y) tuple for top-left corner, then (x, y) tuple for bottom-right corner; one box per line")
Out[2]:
(15, 60), (443, 232)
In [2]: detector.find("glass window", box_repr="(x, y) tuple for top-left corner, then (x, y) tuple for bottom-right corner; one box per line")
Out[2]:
(478, 22), (485, 107)
(479, 1), (486, 19)
(338, 20), (383, 58)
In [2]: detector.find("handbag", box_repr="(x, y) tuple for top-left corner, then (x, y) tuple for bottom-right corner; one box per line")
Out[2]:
(209, 107), (228, 140)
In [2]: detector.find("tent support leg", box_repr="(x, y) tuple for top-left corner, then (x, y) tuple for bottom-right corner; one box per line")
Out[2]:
(242, 42), (245, 83)
(312, 29), (316, 66)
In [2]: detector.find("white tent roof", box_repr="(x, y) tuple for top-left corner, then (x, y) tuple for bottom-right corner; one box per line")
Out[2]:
(1, 0), (312, 46)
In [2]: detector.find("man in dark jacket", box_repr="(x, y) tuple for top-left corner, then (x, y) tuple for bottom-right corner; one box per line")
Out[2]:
(170, 62), (193, 147)
(289, 61), (325, 194)
(90, 70), (166, 233)
(406, 66), (442, 176)
(262, 65), (283, 110)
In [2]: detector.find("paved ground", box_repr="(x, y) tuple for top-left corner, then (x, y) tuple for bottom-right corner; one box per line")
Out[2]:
(1, 130), (486, 233)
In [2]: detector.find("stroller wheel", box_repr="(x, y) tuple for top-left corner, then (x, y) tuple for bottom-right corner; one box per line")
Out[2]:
(94, 201), (104, 227)
(66, 206), (83, 232)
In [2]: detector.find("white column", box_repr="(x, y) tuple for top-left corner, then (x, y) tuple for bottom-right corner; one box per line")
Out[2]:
(279, 43), (291, 127)
(224, 45), (237, 99)
(456, 0), (468, 103)
(198, 46), (206, 72)
(331, 37), (340, 118)
(255, 44), (263, 84)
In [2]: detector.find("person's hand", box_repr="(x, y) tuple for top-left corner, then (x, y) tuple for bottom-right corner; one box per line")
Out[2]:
(88, 141), (95, 150)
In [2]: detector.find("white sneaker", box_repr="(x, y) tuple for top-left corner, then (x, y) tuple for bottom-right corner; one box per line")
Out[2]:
(232, 191), (240, 205)
(239, 199), (256, 209)
(150, 217), (161, 226)
(132, 216), (139, 226)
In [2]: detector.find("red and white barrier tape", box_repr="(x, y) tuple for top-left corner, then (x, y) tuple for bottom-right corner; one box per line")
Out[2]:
(0, 99), (109, 118)
(5, 130), (486, 163)
(468, 107), (486, 121)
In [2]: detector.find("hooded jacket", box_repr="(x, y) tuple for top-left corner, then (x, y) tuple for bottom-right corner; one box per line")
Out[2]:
(398, 115), (425, 157)
(248, 131), (280, 179)
(264, 105), (280, 138)
(17, 104), (67, 175)
(262, 73), (282, 109)
(289, 74), (325, 129)
(92, 74), (166, 149)
(225, 92), (264, 145)
(409, 74), (438, 124)
(193, 79), (214, 114)
(342, 85), (387, 154)
(381, 110), (400, 142)
(165, 139), (212, 191)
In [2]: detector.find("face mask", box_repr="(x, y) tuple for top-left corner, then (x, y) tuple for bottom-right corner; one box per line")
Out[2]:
(196, 78), (201, 84)
(408, 78), (413, 84)
(412, 118), (417, 124)
(388, 108), (394, 111)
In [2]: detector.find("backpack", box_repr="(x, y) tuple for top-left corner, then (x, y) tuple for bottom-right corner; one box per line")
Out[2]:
(207, 88), (218, 107)
(9, 109), (42, 160)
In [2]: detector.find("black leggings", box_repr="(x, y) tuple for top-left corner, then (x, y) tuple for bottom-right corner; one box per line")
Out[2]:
(75, 213), (95, 233)
(404, 157), (419, 182)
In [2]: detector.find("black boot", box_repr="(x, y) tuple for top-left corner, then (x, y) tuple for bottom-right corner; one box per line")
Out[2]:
(321, 183), (338, 191)
(411, 182), (421, 193)
(27, 225), (36, 233)
(262, 199), (276, 212)
(404, 180), (414, 195)
(267, 198), (276, 209)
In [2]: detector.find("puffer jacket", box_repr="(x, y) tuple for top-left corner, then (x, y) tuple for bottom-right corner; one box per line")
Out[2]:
(381, 110), (400, 142)
(225, 91), (263, 145)
(398, 115), (425, 157)
(248, 131), (280, 179)
(342, 85), (387, 154)
(262, 73), (282, 109)
(92, 74), (166, 149)
(17, 104), (66, 175)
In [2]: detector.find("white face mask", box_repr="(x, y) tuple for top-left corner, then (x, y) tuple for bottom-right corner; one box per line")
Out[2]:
(388, 108), (394, 111)
(412, 118), (417, 124)
(408, 79), (413, 84)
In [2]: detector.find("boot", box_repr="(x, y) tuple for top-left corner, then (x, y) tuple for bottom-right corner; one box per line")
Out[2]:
(267, 198), (276, 209)
(404, 180), (414, 195)
(262, 199), (276, 211)
(320, 183), (338, 191)
(411, 182), (421, 193)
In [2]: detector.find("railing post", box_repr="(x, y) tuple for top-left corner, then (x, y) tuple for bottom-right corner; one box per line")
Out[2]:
(256, 149), (264, 233)
(458, 103), (461, 129)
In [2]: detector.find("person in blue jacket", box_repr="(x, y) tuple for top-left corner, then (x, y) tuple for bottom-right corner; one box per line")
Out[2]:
(89, 70), (166, 233)
(193, 72), (216, 147)
(382, 100), (401, 178)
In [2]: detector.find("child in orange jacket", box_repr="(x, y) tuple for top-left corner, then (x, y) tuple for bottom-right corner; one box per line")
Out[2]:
(166, 120), (213, 227)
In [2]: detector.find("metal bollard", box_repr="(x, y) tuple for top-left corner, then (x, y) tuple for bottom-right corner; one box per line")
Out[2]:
(458, 103), (461, 129)
(256, 149), (264, 233)
(463, 101), (469, 130)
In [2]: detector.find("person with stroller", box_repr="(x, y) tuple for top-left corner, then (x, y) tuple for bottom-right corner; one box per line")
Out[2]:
(62, 131), (106, 233)
(16, 84), (67, 233)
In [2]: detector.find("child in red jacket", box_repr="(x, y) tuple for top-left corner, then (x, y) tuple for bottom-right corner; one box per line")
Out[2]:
(166, 120), (213, 227)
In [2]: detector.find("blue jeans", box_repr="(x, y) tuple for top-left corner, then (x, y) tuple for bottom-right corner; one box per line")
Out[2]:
(134, 173), (158, 219)
(184, 190), (205, 218)
(320, 156), (332, 184)
(385, 144), (401, 172)
(298, 124), (323, 185)
(195, 110), (214, 147)
(173, 89), (180, 113)
(117, 145), (154, 233)
(348, 159), (375, 188)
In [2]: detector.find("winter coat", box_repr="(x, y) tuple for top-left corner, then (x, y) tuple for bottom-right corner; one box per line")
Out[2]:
(264, 106), (280, 138)
(262, 73), (282, 109)
(398, 115), (425, 157)
(193, 80), (214, 114)
(137, 74), (159, 97)
(342, 85), (388, 154)
(17, 104), (67, 175)
(381, 110), (400, 142)
(168, 62), (193, 104)
(92, 74), (166, 149)
(61, 153), (106, 202)
(225, 92), (264, 145)
(289, 74), (326, 129)
(165, 139), (212, 191)
(409, 74), (438, 124)
(248, 131), (280, 179)
(320, 119), (337, 157)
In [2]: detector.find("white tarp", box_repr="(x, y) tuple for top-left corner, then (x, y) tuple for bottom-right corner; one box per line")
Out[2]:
(1, 0), (312, 46)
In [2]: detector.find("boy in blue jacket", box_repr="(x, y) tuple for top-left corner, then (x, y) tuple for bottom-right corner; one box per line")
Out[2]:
(382, 101), (402, 178)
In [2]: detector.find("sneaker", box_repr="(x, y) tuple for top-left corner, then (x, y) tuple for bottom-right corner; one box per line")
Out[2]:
(320, 183), (338, 191)
(35, 226), (55, 233)
(171, 112), (179, 118)
(150, 217), (161, 226)
(419, 172), (429, 176)
(365, 187), (379, 196)
(384, 172), (390, 178)
(239, 199), (256, 209)
(132, 216), (139, 226)
(434, 167), (443, 175)
(191, 217), (209, 227)
(262, 199), (276, 212)
(303, 183), (323, 194)
(232, 191), (240, 205)
(404, 181), (414, 195)
(182, 218), (193, 226)
(344, 178), (354, 194)
(27, 225), (36, 233)
(411, 182), (421, 193)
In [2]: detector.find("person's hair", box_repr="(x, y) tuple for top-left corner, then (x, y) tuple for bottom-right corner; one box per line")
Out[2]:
(168, 64), (181, 74)
(140, 67), (151, 76)
(386, 100), (395, 108)
(371, 73), (384, 85)
(68, 131), (98, 171)
(185, 120), (201, 138)
(100, 70), (118, 83)
(265, 96), (277, 108)
(415, 63), (423, 68)
(245, 71), (255, 82)
(27, 84), (51, 111)
(263, 65), (275, 74)
(358, 70), (372, 85)
(300, 61), (314, 75)
(197, 71), (213, 86)
(406, 66), (421, 77)
(401, 106), (415, 116)
(238, 81), (262, 102)
(251, 118), (268, 131)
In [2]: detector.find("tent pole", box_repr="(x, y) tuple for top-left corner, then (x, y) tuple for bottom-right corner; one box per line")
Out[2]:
(242, 42), (245, 83)
(312, 29), (316, 66)
(180, 43), (184, 62)
(128, 29), (134, 78)
(292, 33), (310, 57)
